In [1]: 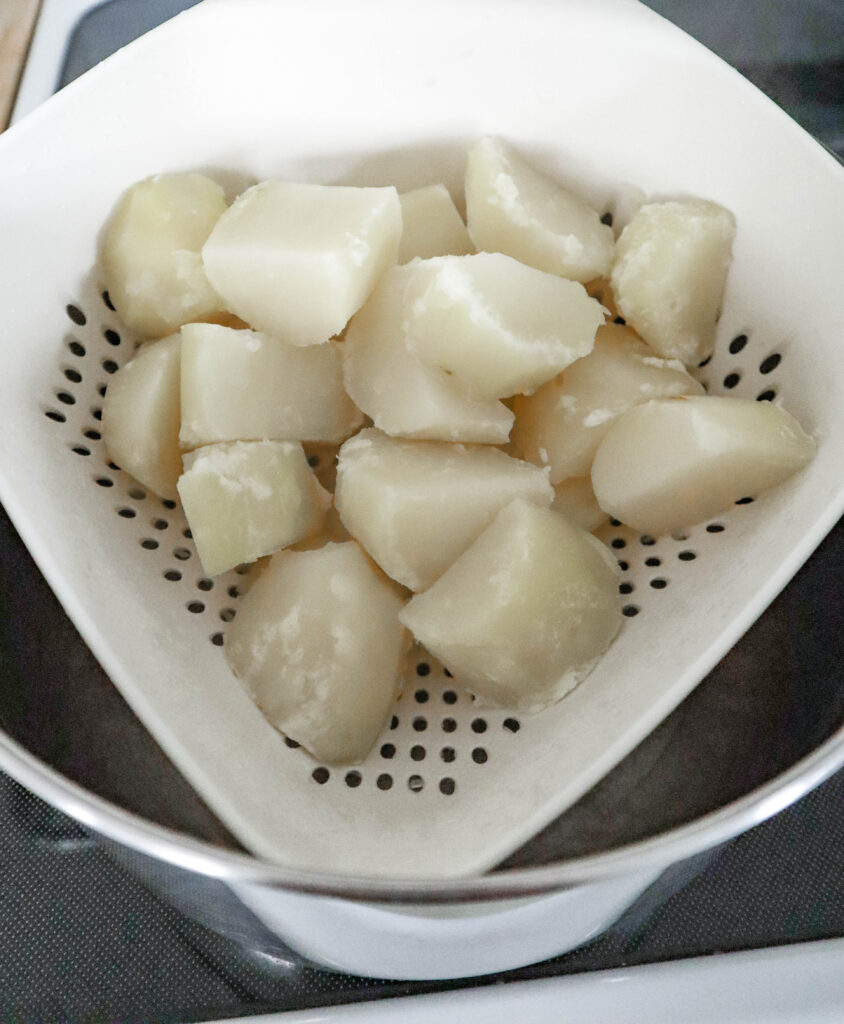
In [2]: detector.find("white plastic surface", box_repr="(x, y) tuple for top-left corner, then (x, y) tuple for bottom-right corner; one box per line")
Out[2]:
(208, 938), (844, 1023)
(0, 0), (842, 880)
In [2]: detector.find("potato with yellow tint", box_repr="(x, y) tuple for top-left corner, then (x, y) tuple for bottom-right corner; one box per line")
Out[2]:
(511, 324), (703, 483)
(177, 440), (329, 577)
(102, 173), (227, 338)
(226, 542), (407, 764)
(101, 333), (182, 499)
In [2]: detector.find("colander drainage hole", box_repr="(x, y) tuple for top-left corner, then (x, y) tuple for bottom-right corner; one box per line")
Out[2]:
(759, 353), (782, 375)
(162, 499), (177, 510)
(439, 778), (456, 795)
(187, 601), (205, 614)
(649, 578), (668, 590)
(415, 662), (430, 677)
(102, 291), (115, 311)
(106, 460), (120, 472)
(57, 391), (75, 405)
(117, 507), (136, 519)
(729, 334), (748, 354)
(735, 496), (755, 505)
(66, 304), (86, 326)
(757, 389), (777, 402)
(284, 737), (300, 748)
(140, 538), (158, 550)
(210, 633), (224, 647)
(153, 519), (168, 530)
(678, 550), (696, 561)
(312, 767), (329, 785)
(219, 608), (236, 622)
(227, 585), (239, 599)
(92, 408), (102, 421)
(441, 747), (456, 762)
(390, 715), (399, 730)
(706, 523), (726, 533)
(698, 355), (712, 368)
(723, 372), (741, 389)
(376, 774), (393, 790)
(639, 534), (656, 546)
(414, 689), (429, 704)
(412, 716), (427, 732)
(471, 718), (487, 734)
(197, 578), (214, 592)
(64, 368), (82, 384)
(306, 454), (320, 468)
(471, 747), (488, 764)
(622, 605), (640, 617)
(613, 316), (626, 326)
(503, 718), (520, 733)
(345, 771), (362, 788)
(442, 718), (457, 733)
(443, 667), (454, 678)
(95, 477), (113, 488)
(104, 330), (121, 347)
(72, 445), (90, 457)
(617, 559), (629, 571)
(98, 385), (108, 398)
(600, 211), (613, 226)
(611, 538), (626, 550)
(408, 775), (424, 792)
(102, 360), (119, 375)
(410, 745), (426, 761)
(442, 690), (457, 705)
(68, 340), (86, 357)
(164, 570), (182, 582)
(45, 410), (66, 423)
(174, 547), (192, 561)
(645, 557), (661, 567)
(128, 487), (146, 500)
(619, 582), (634, 595)
(380, 743), (396, 759)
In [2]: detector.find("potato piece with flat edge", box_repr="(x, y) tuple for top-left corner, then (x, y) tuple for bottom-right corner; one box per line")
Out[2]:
(398, 184), (473, 263)
(177, 440), (329, 577)
(226, 542), (407, 764)
(610, 199), (736, 366)
(404, 253), (603, 399)
(102, 333), (182, 499)
(511, 324), (703, 483)
(336, 428), (553, 591)
(202, 181), (401, 346)
(342, 264), (513, 443)
(102, 173), (227, 338)
(465, 136), (614, 283)
(400, 499), (621, 711)
(590, 396), (816, 535)
(179, 323), (363, 449)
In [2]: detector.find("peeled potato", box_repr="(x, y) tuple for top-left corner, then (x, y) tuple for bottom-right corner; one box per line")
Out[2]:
(226, 542), (407, 764)
(202, 181), (401, 346)
(610, 199), (736, 365)
(400, 499), (621, 710)
(552, 477), (608, 533)
(465, 136), (614, 283)
(342, 264), (513, 443)
(398, 184), (473, 263)
(102, 173), (227, 338)
(511, 324), (703, 483)
(404, 253), (603, 399)
(591, 396), (816, 535)
(177, 440), (329, 577)
(179, 323), (363, 449)
(101, 333), (182, 499)
(335, 428), (553, 591)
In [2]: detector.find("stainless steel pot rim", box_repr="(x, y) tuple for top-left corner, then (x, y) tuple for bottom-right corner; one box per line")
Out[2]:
(1, 720), (842, 903)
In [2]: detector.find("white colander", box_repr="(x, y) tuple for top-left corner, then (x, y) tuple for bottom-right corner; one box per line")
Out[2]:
(0, 0), (842, 882)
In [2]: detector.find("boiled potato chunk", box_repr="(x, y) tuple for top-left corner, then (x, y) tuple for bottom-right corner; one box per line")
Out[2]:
(336, 429), (553, 591)
(610, 199), (736, 365)
(591, 396), (816, 535)
(101, 333), (182, 499)
(225, 542), (407, 764)
(465, 136), (614, 283)
(398, 184), (473, 263)
(202, 181), (401, 346)
(102, 173), (227, 338)
(343, 264), (514, 443)
(404, 253), (603, 399)
(179, 323), (363, 448)
(400, 499), (621, 710)
(552, 477), (608, 533)
(511, 324), (703, 483)
(177, 440), (329, 576)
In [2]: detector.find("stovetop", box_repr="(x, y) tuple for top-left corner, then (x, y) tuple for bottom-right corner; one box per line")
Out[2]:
(2, 1), (843, 1020)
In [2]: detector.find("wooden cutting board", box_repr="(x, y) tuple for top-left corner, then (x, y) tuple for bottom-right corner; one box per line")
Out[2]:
(0, 0), (42, 130)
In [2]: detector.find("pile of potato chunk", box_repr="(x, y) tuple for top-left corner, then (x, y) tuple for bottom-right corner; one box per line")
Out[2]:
(100, 138), (815, 764)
